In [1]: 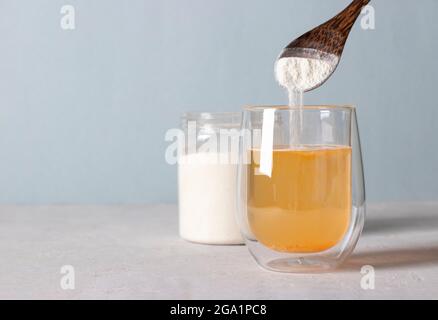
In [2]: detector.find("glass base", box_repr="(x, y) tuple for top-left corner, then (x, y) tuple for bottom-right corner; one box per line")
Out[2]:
(246, 240), (345, 273)
(243, 205), (365, 273)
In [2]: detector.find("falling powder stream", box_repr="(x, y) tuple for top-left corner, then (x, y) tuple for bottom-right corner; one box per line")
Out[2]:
(288, 89), (304, 146)
(275, 53), (338, 146)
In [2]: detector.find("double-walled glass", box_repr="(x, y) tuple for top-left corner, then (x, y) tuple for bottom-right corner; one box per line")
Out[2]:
(237, 106), (365, 272)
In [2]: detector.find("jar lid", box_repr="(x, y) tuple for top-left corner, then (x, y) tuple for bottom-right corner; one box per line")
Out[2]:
(181, 112), (242, 130)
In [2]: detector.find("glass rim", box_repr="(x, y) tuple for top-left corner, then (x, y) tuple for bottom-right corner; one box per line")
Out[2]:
(243, 105), (355, 111)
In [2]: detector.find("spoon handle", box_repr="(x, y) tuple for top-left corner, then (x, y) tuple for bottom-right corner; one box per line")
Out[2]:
(327, 0), (371, 34)
(283, 0), (371, 57)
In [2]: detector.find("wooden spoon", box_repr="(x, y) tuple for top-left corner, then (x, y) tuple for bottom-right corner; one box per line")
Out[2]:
(277, 0), (370, 91)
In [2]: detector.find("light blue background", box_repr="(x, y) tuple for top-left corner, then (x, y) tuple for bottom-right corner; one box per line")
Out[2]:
(0, 0), (437, 204)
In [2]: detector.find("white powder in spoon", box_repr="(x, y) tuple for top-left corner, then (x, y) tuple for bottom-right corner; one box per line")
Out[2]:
(274, 54), (338, 146)
(275, 56), (338, 93)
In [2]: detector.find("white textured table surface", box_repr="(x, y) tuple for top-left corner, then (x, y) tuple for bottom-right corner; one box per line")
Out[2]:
(1, 203), (438, 299)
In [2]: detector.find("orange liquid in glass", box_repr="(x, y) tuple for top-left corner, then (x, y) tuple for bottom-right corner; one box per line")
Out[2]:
(248, 146), (351, 253)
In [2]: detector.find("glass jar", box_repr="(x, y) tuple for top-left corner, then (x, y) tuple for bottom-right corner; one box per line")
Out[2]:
(237, 105), (365, 272)
(178, 112), (244, 245)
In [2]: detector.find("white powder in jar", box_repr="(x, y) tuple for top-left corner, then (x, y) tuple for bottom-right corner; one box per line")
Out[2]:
(178, 152), (243, 245)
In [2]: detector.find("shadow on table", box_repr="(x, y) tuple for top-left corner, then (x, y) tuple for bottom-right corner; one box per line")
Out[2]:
(342, 206), (438, 271)
(342, 246), (438, 271)
(363, 209), (438, 235)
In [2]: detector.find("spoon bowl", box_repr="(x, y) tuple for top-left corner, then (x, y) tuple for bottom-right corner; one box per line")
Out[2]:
(277, 0), (370, 92)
